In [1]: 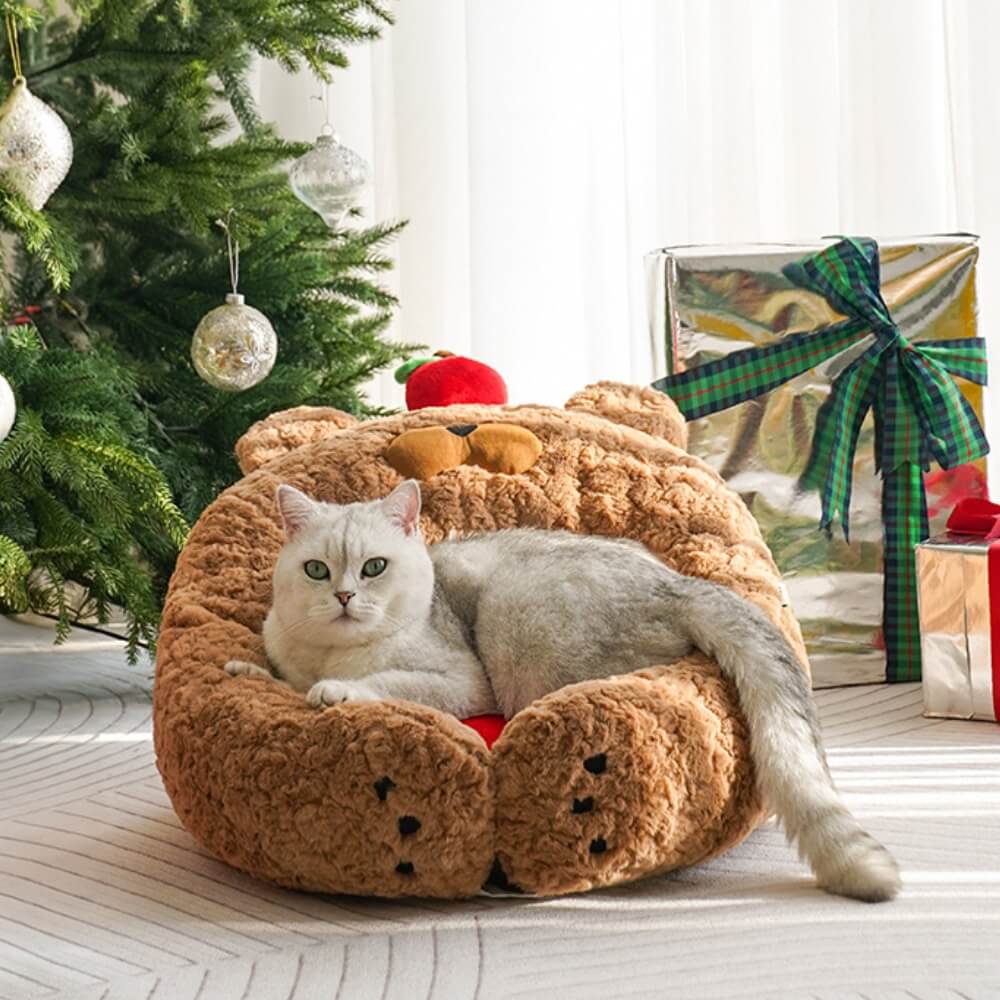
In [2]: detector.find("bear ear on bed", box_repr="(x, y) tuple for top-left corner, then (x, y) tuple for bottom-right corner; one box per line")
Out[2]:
(564, 381), (687, 450)
(235, 406), (359, 475)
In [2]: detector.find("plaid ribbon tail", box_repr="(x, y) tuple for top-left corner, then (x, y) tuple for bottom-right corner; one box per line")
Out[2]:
(900, 348), (991, 469)
(800, 339), (885, 538)
(882, 463), (929, 682)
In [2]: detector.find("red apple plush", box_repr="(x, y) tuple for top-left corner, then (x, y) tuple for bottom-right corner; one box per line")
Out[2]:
(394, 351), (508, 410)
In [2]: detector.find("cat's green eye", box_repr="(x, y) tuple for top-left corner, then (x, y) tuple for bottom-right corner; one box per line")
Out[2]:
(303, 559), (330, 580)
(361, 557), (388, 579)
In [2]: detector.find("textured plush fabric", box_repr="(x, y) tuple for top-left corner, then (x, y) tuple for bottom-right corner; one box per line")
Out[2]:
(154, 381), (807, 899)
(234, 404), (358, 474)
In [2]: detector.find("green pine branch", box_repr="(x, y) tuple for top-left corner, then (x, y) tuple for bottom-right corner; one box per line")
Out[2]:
(0, 326), (189, 658)
(0, 1), (410, 653)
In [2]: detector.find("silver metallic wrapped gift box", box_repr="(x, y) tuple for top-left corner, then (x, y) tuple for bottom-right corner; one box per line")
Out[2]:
(646, 236), (987, 688)
(916, 534), (999, 721)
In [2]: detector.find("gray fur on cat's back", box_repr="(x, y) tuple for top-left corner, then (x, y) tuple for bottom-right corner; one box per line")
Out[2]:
(432, 530), (694, 717)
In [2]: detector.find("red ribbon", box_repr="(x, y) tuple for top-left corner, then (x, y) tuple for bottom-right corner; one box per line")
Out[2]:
(946, 497), (1000, 720)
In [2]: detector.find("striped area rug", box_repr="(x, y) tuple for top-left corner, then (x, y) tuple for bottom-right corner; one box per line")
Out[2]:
(1, 621), (999, 1000)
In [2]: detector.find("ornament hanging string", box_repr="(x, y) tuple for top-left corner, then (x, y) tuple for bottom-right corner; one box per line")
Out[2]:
(192, 208), (277, 392)
(311, 80), (335, 138)
(322, 82), (334, 137)
(5, 13), (24, 85)
(215, 210), (239, 296)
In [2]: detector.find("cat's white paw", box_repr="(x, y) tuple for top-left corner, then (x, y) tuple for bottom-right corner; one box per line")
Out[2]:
(307, 679), (380, 708)
(225, 660), (273, 680)
(816, 838), (902, 903)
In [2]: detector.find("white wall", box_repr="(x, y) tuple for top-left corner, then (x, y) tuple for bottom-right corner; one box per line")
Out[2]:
(253, 0), (1000, 483)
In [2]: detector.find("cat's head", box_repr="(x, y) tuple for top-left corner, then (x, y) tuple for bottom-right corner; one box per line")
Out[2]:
(269, 480), (434, 648)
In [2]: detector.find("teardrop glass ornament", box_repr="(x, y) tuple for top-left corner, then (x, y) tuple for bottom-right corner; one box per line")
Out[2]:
(289, 128), (369, 228)
(0, 80), (73, 210)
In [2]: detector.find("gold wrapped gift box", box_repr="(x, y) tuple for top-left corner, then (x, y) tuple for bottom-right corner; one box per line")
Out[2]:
(646, 236), (987, 687)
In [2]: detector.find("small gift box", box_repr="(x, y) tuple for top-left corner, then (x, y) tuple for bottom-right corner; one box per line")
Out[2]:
(916, 498), (1000, 721)
(649, 236), (989, 686)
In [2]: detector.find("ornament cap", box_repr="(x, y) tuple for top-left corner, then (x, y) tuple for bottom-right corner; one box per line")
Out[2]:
(224, 292), (245, 306)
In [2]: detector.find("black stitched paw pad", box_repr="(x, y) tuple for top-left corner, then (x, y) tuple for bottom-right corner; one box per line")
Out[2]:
(589, 837), (607, 855)
(583, 753), (607, 774)
(398, 815), (421, 836)
(373, 776), (395, 801)
(396, 861), (414, 875)
(572, 796), (594, 814)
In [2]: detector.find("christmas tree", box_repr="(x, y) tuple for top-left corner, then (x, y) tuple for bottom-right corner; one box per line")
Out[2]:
(0, 1), (407, 656)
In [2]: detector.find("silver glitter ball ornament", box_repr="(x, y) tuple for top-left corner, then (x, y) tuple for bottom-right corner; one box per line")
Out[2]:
(289, 128), (369, 227)
(191, 293), (277, 392)
(0, 80), (73, 210)
(0, 372), (15, 444)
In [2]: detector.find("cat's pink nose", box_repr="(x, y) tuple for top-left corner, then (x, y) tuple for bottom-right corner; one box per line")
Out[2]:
(334, 591), (355, 607)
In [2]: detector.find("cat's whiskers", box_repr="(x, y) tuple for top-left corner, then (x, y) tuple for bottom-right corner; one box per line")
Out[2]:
(272, 606), (337, 639)
(373, 610), (413, 637)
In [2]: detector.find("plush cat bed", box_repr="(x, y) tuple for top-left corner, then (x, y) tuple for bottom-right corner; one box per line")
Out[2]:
(153, 382), (808, 898)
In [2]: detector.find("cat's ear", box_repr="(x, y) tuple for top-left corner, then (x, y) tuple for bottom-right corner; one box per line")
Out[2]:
(382, 480), (422, 536)
(276, 484), (316, 539)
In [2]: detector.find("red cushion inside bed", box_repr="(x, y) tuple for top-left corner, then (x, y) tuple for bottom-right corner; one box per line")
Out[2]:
(461, 714), (506, 749)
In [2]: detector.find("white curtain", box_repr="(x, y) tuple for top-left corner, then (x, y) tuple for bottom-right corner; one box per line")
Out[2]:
(253, 0), (1000, 453)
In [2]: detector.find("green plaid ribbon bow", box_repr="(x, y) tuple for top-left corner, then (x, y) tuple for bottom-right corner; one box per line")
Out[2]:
(652, 237), (989, 681)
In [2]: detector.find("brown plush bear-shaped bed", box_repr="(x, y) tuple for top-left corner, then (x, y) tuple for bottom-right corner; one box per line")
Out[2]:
(153, 382), (808, 898)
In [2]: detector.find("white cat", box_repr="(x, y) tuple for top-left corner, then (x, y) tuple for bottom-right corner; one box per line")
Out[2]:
(226, 480), (901, 903)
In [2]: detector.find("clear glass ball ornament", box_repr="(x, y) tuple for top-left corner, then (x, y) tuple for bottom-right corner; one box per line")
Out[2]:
(289, 125), (369, 227)
(191, 293), (277, 392)
(0, 79), (74, 210)
(0, 372), (15, 443)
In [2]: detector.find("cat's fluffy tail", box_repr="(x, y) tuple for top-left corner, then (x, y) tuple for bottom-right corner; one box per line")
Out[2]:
(679, 579), (901, 903)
